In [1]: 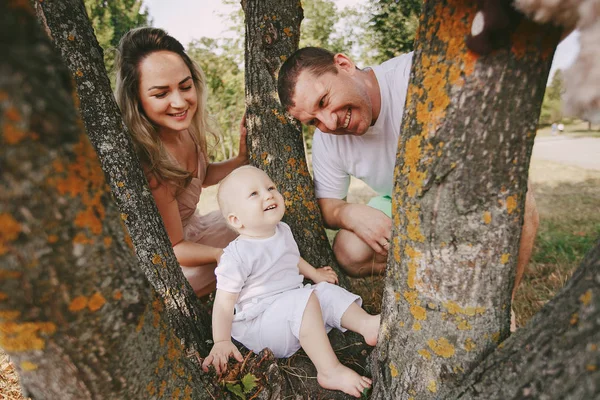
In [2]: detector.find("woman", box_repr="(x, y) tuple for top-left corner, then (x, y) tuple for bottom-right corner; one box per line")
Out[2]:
(115, 27), (247, 297)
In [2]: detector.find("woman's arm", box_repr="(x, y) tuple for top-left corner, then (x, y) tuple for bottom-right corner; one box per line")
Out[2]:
(202, 289), (242, 374)
(151, 180), (222, 265)
(203, 115), (249, 187)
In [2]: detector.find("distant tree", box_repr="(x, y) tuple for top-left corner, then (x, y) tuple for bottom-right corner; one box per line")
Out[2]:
(187, 38), (245, 162)
(368, 0), (422, 63)
(84, 0), (150, 84)
(540, 69), (564, 124)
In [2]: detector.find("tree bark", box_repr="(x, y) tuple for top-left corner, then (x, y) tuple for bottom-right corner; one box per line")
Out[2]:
(0, 3), (217, 398)
(242, 0), (344, 281)
(31, 0), (213, 355)
(371, 1), (561, 398)
(448, 240), (600, 399)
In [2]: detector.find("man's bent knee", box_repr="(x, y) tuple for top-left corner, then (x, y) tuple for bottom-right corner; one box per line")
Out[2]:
(333, 230), (386, 277)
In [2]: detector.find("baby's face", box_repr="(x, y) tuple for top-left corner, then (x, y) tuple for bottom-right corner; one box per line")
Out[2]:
(227, 168), (285, 237)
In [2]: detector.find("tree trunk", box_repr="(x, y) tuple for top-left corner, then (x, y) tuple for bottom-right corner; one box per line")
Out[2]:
(31, 0), (213, 355)
(371, 1), (561, 398)
(0, 3), (217, 398)
(448, 240), (600, 399)
(242, 0), (343, 280)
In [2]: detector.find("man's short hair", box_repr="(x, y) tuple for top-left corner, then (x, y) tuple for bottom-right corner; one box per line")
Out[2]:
(277, 47), (338, 111)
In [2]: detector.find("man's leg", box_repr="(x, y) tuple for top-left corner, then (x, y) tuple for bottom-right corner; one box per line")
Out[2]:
(513, 189), (539, 300)
(511, 189), (540, 331)
(332, 229), (387, 277)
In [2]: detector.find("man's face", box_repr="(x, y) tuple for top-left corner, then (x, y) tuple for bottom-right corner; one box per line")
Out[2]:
(288, 58), (374, 136)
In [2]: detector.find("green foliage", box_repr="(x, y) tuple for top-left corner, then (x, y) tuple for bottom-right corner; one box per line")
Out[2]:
(84, 0), (151, 85)
(539, 69), (564, 125)
(187, 38), (245, 162)
(368, 0), (422, 64)
(224, 373), (258, 399)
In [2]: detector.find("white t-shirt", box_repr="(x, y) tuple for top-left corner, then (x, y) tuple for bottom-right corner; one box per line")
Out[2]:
(215, 222), (304, 313)
(312, 53), (413, 199)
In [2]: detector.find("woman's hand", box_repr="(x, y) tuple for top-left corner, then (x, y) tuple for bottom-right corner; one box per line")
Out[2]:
(312, 266), (338, 284)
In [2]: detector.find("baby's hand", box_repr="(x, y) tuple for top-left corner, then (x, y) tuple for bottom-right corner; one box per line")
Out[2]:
(202, 340), (243, 374)
(313, 266), (338, 284)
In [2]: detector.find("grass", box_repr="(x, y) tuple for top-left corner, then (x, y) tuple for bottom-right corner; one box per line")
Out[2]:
(2, 145), (599, 398)
(513, 178), (600, 326)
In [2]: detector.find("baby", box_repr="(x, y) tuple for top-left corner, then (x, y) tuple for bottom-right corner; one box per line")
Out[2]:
(201, 166), (380, 398)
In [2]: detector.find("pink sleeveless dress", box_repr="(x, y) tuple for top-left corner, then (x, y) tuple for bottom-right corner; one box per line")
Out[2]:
(176, 150), (238, 294)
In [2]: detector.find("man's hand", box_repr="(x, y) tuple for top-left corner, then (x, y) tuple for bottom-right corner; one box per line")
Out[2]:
(202, 340), (243, 374)
(342, 204), (392, 256)
(312, 266), (338, 284)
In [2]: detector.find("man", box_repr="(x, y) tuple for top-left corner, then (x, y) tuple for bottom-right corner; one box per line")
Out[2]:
(277, 48), (539, 311)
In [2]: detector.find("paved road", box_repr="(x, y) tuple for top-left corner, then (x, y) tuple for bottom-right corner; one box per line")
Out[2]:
(532, 136), (600, 171)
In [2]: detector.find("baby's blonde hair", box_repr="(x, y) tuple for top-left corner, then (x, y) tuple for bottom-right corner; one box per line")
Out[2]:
(217, 165), (262, 220)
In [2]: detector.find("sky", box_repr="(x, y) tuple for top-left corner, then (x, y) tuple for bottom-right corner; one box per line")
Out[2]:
(144, 0), (579, 83)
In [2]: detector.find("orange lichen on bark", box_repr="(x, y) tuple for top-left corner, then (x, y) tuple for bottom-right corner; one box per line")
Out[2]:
(73, 232), (94, 245)
(152, 297), (163, 328)
(48, 136), (107, 236)
(418, 348), (431, 360)
(580, 290), (592, 306)
(20, 361), (38, 371)
(427, 337), (455, 358)
(389, 362), (399, 378)
(405, 245), (422, 289)
(443, 301), (486, 316)
(464, 337), (476, 351)
(506, 194), (517, 214)
(0, 213), (21, 255)
(406, 208), (425, 242)
(500, 253), (510, 264)
(483, 211), (492, 224)
(158, 380), (167, 397)
(0, 310), (21, 320)
(427, 380), (437, 393)
(88, 292), (106, 312)
(456, 318), (472, 331)
(0, 270), (21, 280)
(69, 296), (88, 312)
(113, 290), (122, 300)
(147, 381), (157, 397)
(570, 312), (579, 326)
(136, 314), (145, 333)
(0, 321), (57, 352)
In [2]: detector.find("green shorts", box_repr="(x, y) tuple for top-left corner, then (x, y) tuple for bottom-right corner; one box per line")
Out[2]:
(366, 195), (392, 218)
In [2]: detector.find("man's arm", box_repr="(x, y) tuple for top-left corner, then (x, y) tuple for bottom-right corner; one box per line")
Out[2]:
(318, 198), (392, 256)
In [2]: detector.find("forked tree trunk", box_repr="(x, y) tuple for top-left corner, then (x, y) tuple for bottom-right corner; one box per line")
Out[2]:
(242, 0), (343, 280)
(0, 3), (216, 398)
(32, 0), (213, 355)
(371, 1), (561, 398)
(449, 240), (600, 399)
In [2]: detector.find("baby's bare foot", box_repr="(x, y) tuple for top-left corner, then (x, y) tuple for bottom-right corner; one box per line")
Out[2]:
(317, 363), (372, 398)
(364, 314), (380, 346)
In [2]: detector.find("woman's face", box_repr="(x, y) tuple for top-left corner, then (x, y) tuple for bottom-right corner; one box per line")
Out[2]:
(137, 51), (198, 135)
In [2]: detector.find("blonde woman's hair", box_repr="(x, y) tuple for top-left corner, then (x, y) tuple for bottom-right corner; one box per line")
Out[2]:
(115, 27), (218, 191)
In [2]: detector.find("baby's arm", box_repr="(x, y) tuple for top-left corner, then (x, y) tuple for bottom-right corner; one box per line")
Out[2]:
(298, 257), (338, 284)
(201, 289), (243, 374)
